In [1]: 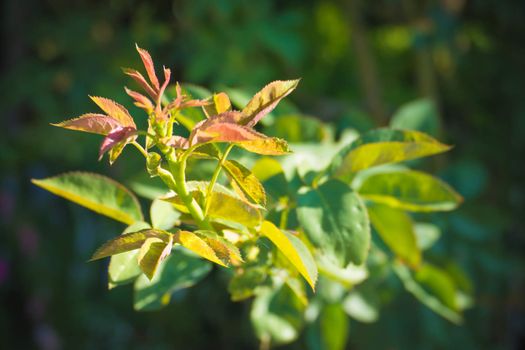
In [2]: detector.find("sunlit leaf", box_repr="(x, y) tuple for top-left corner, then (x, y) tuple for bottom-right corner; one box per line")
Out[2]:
(123, 68), (157, 99)
(137, 235), (173, 280)
(135, 44), (160, 90)
(260, 221), (317, 290)
(252, 157), (289, 201)
(90, 229), (172, 260)
(31, 172), (143, 224)
(203, 92), (231, 117)
(367, 203), (421, 267)
(134, 249), (212, 311)
(89, 96), (135, 127)
(98, 126), (137, 162)
(297, 179), (370, 267)
(223, 159), (266, 205)
(176, 230), (227, 267)
(241, 79), (300, 127)
(358, 170), (463, 212)
(125, 87), (154, 112)
(108, 221), (151, 289)
(329, 129), (451, 180)
(51, 113), (121, 135)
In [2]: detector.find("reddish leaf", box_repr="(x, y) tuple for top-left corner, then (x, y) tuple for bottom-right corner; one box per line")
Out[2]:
(52, 113), (121, 135)
(123, 68), (157, 99)
(99, 126), (137, 161)
(135, 44), (160, 90)
(166, 136), (189, 149)
(158, 66), (171, 100)
(90, 96), (135, 128)
(241, 79), (300, 127)
(125, 87), (154, 112)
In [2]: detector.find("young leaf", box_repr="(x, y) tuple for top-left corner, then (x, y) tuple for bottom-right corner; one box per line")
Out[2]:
(123, 68), (157, 99)
(260, 221), (318, 290)
(108, 221), (151, 289)
(329, 129), (451, 181)
(223, 160), (266, 205)
(134, 249), (212, 311)
(297, 179), (370, 267)
(241, 79), (300, 127)
(98, 126), (137, 162)
(135, 44), (160, 90)
(125, 87), (154, 112)
(367, 203), (421, 267)
(89, 96), (136, 127)
(51, 113), (122, 135)
(90, 229), (172, 260)
(192, 122), (290, 155)
(137, 235), (174, 280)
(203, 92), (232, 117)
(357, 170), (463, 212)
(31, 172), (143, 224)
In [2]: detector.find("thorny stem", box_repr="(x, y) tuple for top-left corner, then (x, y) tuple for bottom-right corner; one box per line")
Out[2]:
(204, 144), (234, 216)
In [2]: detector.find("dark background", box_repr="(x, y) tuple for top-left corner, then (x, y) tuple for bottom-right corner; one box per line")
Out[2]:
(1, 0), (524, 349)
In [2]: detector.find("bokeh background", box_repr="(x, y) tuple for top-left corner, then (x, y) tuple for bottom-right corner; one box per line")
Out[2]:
(1, 0), (524, 349)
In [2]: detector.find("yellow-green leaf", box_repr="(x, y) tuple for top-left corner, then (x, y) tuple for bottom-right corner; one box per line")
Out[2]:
(260, 221), (318, 290)
(329, 129), (451, 181)
(138, 235), (174, 280)
(367, 203), (421, 267)
(90, 229), (171, 261)
(358, 170), (463, 212)
(223, 160), (266, 205)
(241, 79), (300, 127)
(203, 92), (232, 117)
(32, 172), (143, 225)
(108, 221), (151, 289)
(176, 230), (227, 267)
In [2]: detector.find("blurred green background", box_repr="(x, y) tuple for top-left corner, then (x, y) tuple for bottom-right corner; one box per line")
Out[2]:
(1, 0), (524, 349)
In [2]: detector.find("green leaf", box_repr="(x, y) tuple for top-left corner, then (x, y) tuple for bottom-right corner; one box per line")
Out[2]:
(343, 291), (379, 323)
(90, 229), (171, 260)
(229, 266), (270, 301)
(223, 160), (266, 205)
(367, 203), (421, 267)
(297, 179), (370, 267)
(241, 79), (300, 127)
(250, 284), (306, 345)
(329, 129), (451, 180)
(108, 221), (151, 289)
(414, 223), (441, 251)
(251, 157), (289, 201)
(260, 221), (318, 290)
(150, 199), (181, 230)
(390, 99), (440, 136)
(137, 235), (174, 280)
(320, 303), (349, 350)
(393, 263), (463, 324)
(162, 183), (262, 227)
(358, 170), (462, 212)
(32, 172), (143, 225)
(133, 249), (212, 311)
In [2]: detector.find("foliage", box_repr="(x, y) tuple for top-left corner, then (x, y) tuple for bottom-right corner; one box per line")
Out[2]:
(32, 46), (468, 348)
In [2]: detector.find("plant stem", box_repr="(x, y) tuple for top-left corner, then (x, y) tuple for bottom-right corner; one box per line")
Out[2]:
(131, 141), (148, 158)
(166, 149), (215, 231)
(204, 144), (234, 216)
